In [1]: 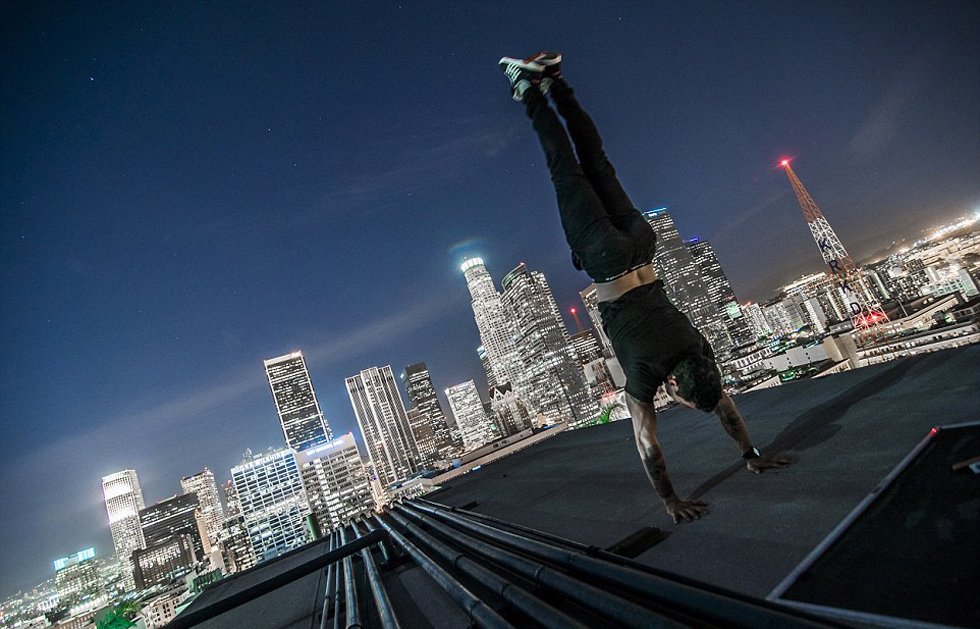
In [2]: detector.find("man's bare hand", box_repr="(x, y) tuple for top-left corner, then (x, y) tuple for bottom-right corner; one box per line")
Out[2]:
(664, 498), (710, 524)
(746, 454), (796, 474)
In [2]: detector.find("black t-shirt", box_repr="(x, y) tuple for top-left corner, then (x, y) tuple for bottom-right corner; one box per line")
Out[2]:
(598, 280), (713, 403)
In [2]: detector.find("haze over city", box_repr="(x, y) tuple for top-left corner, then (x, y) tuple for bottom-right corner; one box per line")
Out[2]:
(2, 0), (978, 599)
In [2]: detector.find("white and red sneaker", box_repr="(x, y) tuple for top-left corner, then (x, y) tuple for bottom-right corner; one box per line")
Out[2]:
(499, 56), (545, 101)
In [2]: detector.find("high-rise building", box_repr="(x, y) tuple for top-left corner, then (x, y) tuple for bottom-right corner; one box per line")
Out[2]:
(54, 548), (102, 601)
(742, 302), (773, 339)
(569, 329), (602, 365)
(222, 480), (241, 519)
(579, 285), (612, 350)
(686, 237), (753, 347)
(231, 449), (310, 564)
(643, 208), (730, 350)
(345, 366), (419, 489)
(461, 258), (526, 391)
(139, 493), (204, 560)
(488, 383), (532, 436)
(102, 470), (146, 564)
(295, 433), (375, 530)
(446, 380), (498, 451)
(402, 362), (456, 462)
(501, 263), (597, 427)
(180, 469), (224, 545)
(132, 535), (197, 590)
(216, 515), (256, 574)
(264, 351), (332, 451)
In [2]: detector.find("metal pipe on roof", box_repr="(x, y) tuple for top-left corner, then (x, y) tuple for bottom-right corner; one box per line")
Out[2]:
(319, 530), (337, 629)
(353, 521), (403, 629)
(167, 529), (385, 629)
(332, 532), (342, 629)
(386, 508), (591, 629)
(417, 497), (765, 599)
(361, 516), (392, 565)
(339, 526), (360, 629)
(369, 514), (515, 629)
(407, 501), (843, 629)
(393, 504), (684, 629)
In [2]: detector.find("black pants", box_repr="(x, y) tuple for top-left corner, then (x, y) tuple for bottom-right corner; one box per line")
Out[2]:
(524, 80), (656, 282)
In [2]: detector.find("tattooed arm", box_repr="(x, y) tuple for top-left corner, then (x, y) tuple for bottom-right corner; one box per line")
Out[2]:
(714, 393), (796, 473)
(626, 392), (709, 523)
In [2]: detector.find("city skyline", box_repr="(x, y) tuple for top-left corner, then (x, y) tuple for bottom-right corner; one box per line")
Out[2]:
(2, 0), (978, 597)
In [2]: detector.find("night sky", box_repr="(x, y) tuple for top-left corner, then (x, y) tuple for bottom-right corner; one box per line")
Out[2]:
(2, 1), (977, 596)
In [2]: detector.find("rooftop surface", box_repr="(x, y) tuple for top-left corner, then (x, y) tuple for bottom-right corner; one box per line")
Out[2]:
(180, 344), (980, 628)
(429, 344), (980, 599)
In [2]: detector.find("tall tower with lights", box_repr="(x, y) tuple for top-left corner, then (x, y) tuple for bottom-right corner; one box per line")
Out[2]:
(779, 159), (888, 333)
(461, 258), (526, 393)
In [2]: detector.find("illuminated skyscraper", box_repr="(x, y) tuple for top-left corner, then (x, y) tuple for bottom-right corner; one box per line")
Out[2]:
(446, 380), (498, 450)
(345, 365), (419, 489)
(295, 433), (375, 530)
(102, 470), (146, 563)
(578, 284), (611, 350)
(488, 383), (532, 436)
(231, 449), (310, 563)
(54, 548), (102, 601)
(686, 237), (752, 345)
(461, 258), (526, 392)
(222, 480), (241, 519)
(264, 351), (332, 451)
(139, 493), (204, 560)
(643, 208), (729, 349)
(402, 362), (456, 463)
(180, 468), (224, 545)
(501, 263), (596, 427)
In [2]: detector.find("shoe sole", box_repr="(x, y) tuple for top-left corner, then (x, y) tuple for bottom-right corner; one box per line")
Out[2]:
(499, 57), (544, 72)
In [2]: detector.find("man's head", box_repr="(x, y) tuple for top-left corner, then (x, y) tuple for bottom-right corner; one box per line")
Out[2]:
(665, 354), (723, 412)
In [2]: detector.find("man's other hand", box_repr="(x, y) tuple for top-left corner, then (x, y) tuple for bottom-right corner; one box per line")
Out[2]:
(747, 453), (796, 474)
(664, 498), (710, 524)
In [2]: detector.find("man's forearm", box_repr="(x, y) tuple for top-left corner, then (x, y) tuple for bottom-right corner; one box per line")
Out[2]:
(639, 444), (679, 503)
(715, 395), (753, 453)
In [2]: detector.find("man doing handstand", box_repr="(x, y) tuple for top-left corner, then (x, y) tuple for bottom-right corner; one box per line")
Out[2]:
(499, 52), (794, 524)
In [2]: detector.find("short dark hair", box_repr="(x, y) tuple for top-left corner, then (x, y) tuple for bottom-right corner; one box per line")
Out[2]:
(671, 354), (722, 412)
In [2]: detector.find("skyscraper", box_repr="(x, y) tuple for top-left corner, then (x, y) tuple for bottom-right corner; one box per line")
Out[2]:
(578, 285), (612, 350)
(488, 383), (532, 436)
(345, 365), (419, 489)
(180, 468), (224, 545)
(139, 493), (204, 559)
(686, 237), (752, 346)
(102, 470), (146, 563)
(402, 362), (456, 462)
(222, 480), (241, 519)
(500, 263), (596, 427)
(231, 449), (310, 563)
(643, 208), (730, 350)
(264, 351), (332, 451)
(461, 258), (525, 392)
(446, 380), (498, 451)
(54, 548), (102, 602)
(295, 433), (375, 530)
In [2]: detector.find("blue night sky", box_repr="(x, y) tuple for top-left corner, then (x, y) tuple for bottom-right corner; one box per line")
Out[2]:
(1, 1), (977, 595)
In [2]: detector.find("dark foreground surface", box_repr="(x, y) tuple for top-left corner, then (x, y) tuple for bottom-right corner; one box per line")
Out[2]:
(777, 421), (980, 627)
(430, 345), (980, 601)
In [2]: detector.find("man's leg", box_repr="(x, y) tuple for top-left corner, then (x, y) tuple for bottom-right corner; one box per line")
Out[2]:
(522, 87), (635, 282)
(550, 78), (655, 247)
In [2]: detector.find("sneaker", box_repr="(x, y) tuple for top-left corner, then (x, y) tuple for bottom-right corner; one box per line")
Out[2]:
(499, 56), (544, 101)
(525, 51), (562, 80)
